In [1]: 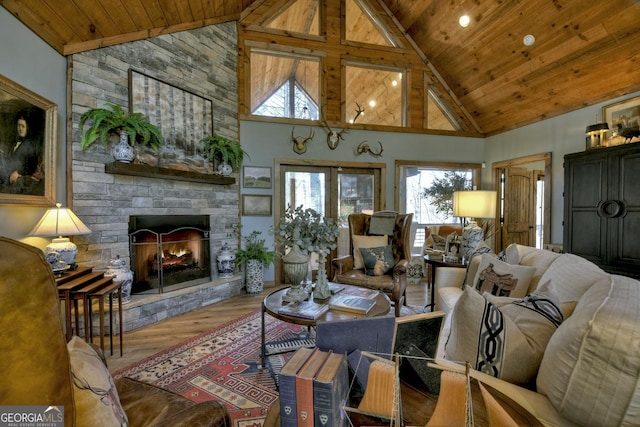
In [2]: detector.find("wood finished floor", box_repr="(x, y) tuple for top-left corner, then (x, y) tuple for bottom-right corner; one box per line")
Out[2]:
(106, 281), (431, 372)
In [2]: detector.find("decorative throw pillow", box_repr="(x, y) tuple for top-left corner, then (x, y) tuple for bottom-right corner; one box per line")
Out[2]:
(497, 243), (520, 265)
(352, 235), (388, 269)
(473, 253), (536, 298)
(444, 281), (562, 385)
(537, 275), (640, 427)
(360, 245), (394, 276)
(67, 337), (129, 427)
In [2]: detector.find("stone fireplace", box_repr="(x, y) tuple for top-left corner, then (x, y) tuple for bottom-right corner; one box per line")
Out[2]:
(68, 22), (242, 331)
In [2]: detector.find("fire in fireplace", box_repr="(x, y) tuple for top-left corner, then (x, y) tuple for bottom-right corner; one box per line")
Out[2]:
(129, 215), (211, 294)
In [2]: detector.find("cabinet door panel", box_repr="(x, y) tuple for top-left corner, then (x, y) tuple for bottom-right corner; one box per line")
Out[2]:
(570, 211), (607, 264)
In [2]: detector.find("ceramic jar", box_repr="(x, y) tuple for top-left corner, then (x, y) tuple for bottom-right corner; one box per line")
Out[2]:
(217, 242), (235, 278)
(105, 255), (133, 303)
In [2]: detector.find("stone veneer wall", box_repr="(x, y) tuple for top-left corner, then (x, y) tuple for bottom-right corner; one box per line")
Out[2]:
(69, 22), (240, 282)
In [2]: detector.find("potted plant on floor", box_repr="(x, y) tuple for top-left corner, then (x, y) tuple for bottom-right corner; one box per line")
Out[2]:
(79, 103), (163, 163)
(235, 230), (277, 294)
(201, 133), (249, 176)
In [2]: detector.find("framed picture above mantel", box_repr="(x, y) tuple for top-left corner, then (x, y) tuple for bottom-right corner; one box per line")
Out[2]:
(0, 74), (57, 206)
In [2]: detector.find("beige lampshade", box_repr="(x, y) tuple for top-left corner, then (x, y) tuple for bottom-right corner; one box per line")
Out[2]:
(29, 203), (91, 237)
(453, 190), (497, 219)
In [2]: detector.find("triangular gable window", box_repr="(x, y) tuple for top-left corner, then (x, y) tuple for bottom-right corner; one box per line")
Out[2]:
(264, 0), (320, 36)
(253, 78), (319, 120)
(345, 0), (401, 47)
(427, 85), (461, 131)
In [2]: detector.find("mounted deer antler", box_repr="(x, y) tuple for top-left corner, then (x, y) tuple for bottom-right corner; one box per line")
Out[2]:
(356, 141), (384, 157)
(320, 106), (347, 150)
(352, 102), (365, 123)
(291, 126), (314, 155)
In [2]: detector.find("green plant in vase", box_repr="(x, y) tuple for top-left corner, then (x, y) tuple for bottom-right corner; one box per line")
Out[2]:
(201, 134), (249, 176)
(273, 205), (339, 301)
(79, 103), (162, 163)
(236, 230), (277, 295)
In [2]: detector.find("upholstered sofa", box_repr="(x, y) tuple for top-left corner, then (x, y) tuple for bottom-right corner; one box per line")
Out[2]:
(0, 237), (230, 427)
(432, 244), (640, 426)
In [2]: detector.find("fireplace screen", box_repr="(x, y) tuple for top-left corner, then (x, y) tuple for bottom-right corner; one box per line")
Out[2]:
(129, 216), (210, 294)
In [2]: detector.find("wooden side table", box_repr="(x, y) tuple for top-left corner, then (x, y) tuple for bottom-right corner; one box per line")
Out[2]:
(88, 280), (123, 356)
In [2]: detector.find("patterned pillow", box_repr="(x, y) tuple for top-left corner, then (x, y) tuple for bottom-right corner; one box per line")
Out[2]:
(444, 281), (562, 385)
(473, 253), (536, 298)
(352, 235), (388, 269)
(67, 337), (129, 427)
(360, 245), (394, 276)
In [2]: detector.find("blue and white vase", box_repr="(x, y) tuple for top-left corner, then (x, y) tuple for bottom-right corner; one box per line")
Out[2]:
(217, 243), (235, 278)
(112, 131), (135, 163)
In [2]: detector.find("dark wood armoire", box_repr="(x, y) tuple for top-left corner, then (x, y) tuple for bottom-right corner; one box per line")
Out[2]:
(564, 143), (640, 279)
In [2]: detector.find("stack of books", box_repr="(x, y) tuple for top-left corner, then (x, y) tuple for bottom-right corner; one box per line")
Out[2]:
(279, 347), (349, 427)
(328, 293), (377, 315)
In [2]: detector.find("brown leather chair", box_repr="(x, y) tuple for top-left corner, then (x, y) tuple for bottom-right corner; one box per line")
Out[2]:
(0, 237), (230, 427)
(331, 212), (413, 316)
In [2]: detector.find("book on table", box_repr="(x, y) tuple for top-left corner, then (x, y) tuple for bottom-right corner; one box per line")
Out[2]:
(296, 349), (331, 427)
(314, 351), (349, 427)
(277, 300), (329, 320)
(340, 286), (380, 299)
(279, 347), (315, 427)
(329, 293), (376, 315)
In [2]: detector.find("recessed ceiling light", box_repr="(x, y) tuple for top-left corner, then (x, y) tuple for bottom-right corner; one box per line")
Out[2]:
(369, 100), (376, 108)
(523, 34), (536, 46)
(459, 15), (470, 28)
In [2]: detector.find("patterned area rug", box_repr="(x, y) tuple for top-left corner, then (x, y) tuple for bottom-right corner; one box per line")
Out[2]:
(112, 309), (312, 427)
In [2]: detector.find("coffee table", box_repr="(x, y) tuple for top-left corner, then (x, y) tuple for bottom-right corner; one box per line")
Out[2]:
(261, 284), (391, 365)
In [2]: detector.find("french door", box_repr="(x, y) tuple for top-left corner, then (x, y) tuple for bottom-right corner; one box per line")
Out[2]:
(275, 162), (383, 285)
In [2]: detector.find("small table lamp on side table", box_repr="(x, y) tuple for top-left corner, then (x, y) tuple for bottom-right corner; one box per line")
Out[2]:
(29, 202), (91, 270)
(453, 190), (497, 260)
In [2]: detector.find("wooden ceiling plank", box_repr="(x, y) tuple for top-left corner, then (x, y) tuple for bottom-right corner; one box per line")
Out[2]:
(157, 0), (183, 26)
(95, 0), (139, 33)
(120, 0), (155, 29)
(0, 0), (70, 52)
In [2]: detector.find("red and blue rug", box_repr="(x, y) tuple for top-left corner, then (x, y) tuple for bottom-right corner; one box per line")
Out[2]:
(112, 309), (311, 427)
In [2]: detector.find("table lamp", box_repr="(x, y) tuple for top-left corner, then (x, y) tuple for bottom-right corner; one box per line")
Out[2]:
(453, 190), (497, 260)
(29, 203), (91, 268)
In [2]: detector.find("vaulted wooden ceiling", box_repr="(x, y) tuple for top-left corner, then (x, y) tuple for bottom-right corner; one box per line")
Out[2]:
(2, 0), (639, 136)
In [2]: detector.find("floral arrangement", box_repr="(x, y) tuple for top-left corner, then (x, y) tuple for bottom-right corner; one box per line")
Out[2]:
(273, 205), (340, 256)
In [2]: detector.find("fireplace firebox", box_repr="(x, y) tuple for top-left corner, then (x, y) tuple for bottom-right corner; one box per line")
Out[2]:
(129, 215), (211, 294)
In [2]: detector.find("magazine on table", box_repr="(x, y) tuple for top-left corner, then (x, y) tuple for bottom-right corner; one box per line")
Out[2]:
(278, 300), (329, 320)
(340, 286), (380, 299)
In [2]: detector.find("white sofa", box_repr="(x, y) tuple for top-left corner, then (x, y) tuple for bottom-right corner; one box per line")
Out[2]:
(432, 244), (640, 427)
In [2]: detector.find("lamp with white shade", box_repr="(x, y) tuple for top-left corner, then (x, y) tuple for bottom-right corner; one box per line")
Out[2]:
(453, 190), (497, 260)
(29, 203), (91, 269)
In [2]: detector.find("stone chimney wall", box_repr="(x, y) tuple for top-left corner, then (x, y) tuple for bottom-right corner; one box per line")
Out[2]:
(69, 22), (239, 274)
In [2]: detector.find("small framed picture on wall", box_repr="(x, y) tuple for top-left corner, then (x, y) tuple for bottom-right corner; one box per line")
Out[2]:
(243, 166), (272, 188)
(242, 194), (272, 216)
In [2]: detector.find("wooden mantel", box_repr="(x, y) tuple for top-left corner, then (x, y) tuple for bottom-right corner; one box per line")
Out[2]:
(105, 162), (235, 185)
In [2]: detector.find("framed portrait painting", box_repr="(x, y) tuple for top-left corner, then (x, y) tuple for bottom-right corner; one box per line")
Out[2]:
(603, 95), (640, 146)
(0, 74), (57, 206)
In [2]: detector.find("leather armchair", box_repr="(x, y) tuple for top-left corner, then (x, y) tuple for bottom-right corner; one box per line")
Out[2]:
(331, 213), (413, 316)
(0, 237), (229, 427)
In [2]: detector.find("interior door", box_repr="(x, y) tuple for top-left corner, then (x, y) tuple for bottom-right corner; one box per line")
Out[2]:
(502, 167), (537, 249)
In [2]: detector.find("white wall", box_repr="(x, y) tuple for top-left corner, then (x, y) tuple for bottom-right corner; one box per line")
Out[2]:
(484, 90), (640, 244)
(0, 7), (67, 246)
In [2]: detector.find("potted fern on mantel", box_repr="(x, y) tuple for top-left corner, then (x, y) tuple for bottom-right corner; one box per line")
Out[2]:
(201, 133), (249, 176)
(79, 103), (163, 163)
(235, 231), (276, 294)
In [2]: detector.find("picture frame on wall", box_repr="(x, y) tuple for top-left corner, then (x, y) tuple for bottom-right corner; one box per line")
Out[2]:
(0, 74), (57, 206)
(603, 95), (640, 146)
(129, 69), (214, 173)
(243, 166), (272, 188)
(242, 194), (272, 216)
